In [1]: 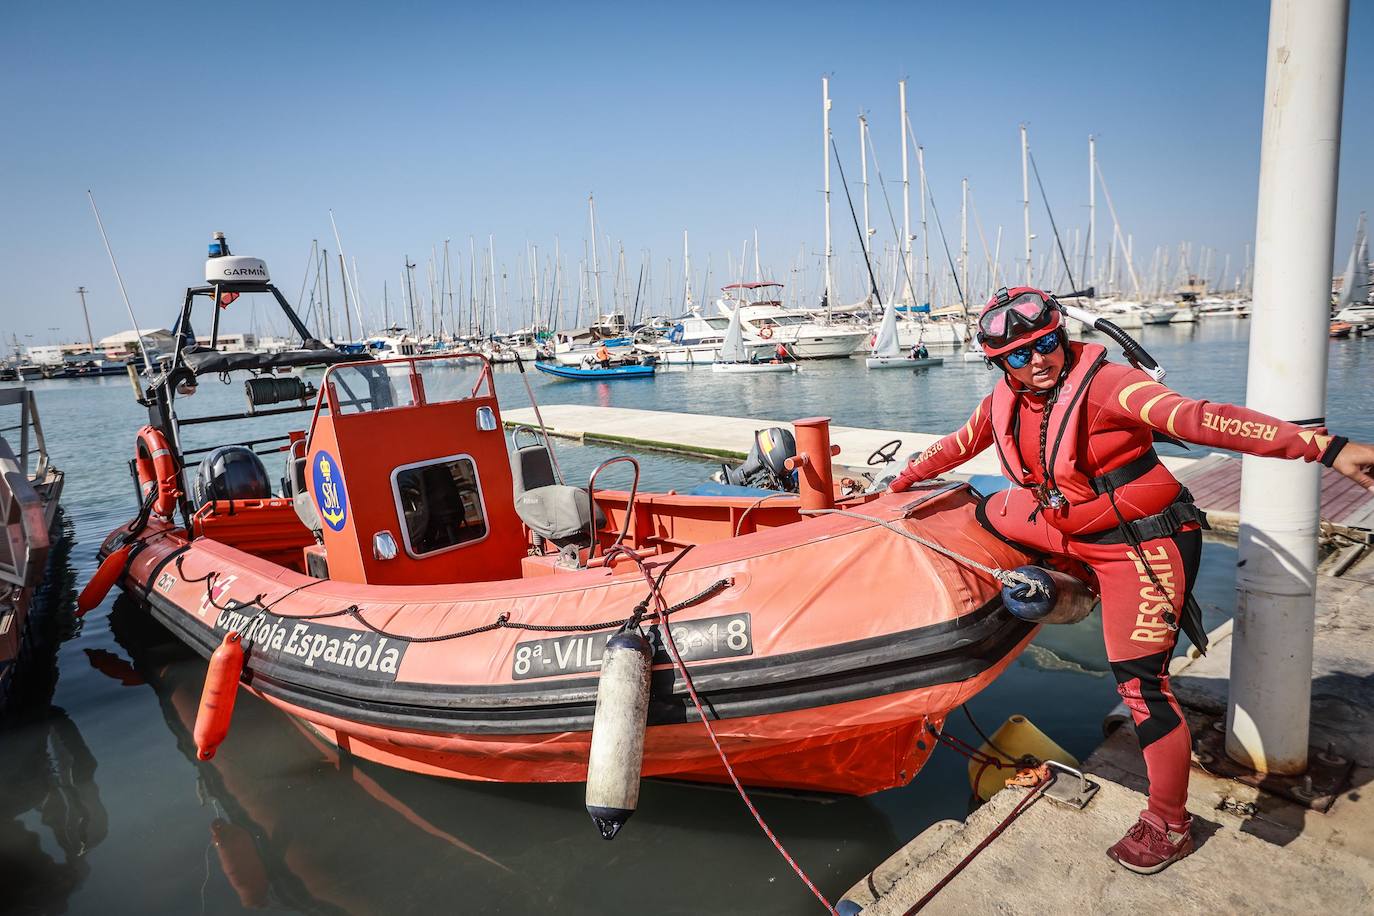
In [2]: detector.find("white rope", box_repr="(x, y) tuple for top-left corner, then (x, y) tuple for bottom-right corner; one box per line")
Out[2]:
(800, 506), (1046, 595)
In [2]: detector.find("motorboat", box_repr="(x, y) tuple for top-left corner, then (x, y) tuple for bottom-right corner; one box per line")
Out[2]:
(87, 233), (1037, 798)
(0, 387), (65, 713)
(716, 283), (868, 359)
(635, 313), (772, 365)
(534, 360), (655, 381)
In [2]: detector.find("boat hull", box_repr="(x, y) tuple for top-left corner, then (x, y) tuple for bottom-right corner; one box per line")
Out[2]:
(865, 356), (944, 370)
(104, 487), (1034, 795)
(534, 361), (654, 380)
(711, 362), (799, 374)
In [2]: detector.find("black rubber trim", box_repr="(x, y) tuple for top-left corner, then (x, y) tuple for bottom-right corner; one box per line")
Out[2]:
(138, 586), (1032, 735)
(1088, 450), (1160, 496)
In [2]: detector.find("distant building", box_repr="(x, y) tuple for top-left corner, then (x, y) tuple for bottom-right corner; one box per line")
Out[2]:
(192, 332), (258, 353)
(98, 328), (176, 359)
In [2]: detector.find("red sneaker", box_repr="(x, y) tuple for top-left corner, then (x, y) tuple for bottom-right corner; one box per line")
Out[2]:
(1106, 811), (1194, 874)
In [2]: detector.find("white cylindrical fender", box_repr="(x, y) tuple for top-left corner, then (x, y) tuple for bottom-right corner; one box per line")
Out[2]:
(585, 630), (653, 840)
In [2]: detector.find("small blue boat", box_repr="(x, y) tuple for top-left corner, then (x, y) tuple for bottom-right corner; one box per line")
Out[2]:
(533, 360), (655, 381)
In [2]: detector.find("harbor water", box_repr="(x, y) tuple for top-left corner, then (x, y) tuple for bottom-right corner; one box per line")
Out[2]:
(4, 321), (1371, 914)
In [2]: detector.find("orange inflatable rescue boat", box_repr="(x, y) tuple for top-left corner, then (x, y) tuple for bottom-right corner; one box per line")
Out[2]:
(95, 234), (1038, 796)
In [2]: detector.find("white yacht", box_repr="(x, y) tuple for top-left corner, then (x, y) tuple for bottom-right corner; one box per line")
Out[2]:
(715, 283), (867, 359)
(635, 312), (772, 365)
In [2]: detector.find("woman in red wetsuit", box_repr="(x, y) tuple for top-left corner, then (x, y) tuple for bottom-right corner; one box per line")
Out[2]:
(890, 287), (1374, 874)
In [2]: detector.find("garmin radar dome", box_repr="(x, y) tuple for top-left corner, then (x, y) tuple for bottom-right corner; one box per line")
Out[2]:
(205, 231), (270, 285)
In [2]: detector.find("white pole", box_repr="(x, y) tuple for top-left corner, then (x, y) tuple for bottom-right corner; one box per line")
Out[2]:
(822, 76), (834, 311)
(754, 227), (762, 282)
(900, 80), (912, 301)
(682, 230), (692, 310)
(960, 177), (969, 309)
(1021, 123), (1032, 286)
(1228, 0), (1349, 776)
(86, 191), (154, 373)
(917, 145), (929, 307)
(859, 113), (872, 265)
(588, 194), (602, 317)
(1088, 135), (1097, 291)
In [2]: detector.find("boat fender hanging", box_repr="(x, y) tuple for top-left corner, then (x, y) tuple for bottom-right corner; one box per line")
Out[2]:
(76, 543), (132, 616)
(194, 631), (245, 761)
(1001, 565), (1098, 625)
(584, 629), (653, 840)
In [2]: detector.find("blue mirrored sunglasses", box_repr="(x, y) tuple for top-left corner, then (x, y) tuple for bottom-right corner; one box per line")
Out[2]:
(1003, 331), (1062, 369)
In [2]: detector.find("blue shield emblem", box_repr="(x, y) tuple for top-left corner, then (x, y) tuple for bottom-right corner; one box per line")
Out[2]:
(311, 451), (349, 531)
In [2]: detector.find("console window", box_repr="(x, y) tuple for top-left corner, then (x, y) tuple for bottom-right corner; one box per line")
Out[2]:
(392, 456), (487, 556)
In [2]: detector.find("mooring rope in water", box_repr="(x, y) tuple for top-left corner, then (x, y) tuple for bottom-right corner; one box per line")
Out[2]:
(799, 507), (1046, 596)
(617, 548), (838, 915)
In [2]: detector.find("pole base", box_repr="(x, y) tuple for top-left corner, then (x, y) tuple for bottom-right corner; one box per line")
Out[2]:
(1193, 717), (1353, 812)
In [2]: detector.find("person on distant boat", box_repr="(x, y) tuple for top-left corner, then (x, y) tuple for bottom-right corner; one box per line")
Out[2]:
(594, 343), (611, 368)
(773, 342), (791, 363)
(910, 342), (929, 360)
(890, 286), (1374, 876)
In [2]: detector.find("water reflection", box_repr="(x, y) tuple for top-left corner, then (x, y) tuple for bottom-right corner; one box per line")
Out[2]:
(103, 597), (900, 914)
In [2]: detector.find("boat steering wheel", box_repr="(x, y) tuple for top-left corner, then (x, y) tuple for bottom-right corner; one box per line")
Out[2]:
(867, 439), (903, 466)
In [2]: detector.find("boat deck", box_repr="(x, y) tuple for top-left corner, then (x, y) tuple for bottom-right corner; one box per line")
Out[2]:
(501, 406), (1374, 537)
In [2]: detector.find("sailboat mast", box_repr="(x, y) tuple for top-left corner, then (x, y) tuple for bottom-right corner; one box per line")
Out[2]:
(754, 228), (762, 282)
(859, 113), (871, 266)
(75, 287), (95, 354)
(1021, 123), (1032, 286)
(917, 144), (929, 307)
(1088, 135), (1097, 291)
(960, 177), (969, 308)
(822, 75), (834, 312)
(339, 253), (353, 340)
(588, 194), (602, 317)
(900, 80), (912, 299)
(683, 230), (693, 310)
(322, 248), (333, 340)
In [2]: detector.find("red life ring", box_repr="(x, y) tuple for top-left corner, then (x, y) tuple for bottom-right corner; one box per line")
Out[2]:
(760, 326), (774, 340)
(135, 425), (181, 518)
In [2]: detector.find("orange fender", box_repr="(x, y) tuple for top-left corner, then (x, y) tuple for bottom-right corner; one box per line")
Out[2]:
(76, 543), (131, 616)
(194, 631), (245, 760)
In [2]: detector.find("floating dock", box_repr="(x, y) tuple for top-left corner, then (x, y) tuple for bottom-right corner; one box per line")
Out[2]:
(502, 406), (1374, 538)
(841, 549), (1374, 913)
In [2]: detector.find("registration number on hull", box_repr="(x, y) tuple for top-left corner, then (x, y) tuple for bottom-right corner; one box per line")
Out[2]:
(511, 613), (752, 680)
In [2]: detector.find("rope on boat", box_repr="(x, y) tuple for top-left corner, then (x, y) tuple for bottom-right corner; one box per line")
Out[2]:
(177, 552), (733, 643)
(615, 546), (838, 916)
(798, 507), (1046, 596)
(906, 718), (1051, 914)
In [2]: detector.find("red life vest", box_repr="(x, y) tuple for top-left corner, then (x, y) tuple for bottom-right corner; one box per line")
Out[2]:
(988, 342), (1109, 505)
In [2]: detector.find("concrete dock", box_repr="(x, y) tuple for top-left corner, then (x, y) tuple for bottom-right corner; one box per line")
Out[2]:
(502, 406), (1374, 537)
(840, 549), (1374, 914)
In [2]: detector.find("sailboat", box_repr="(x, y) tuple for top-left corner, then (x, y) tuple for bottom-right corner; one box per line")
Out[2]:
(865, 299), (944, 369)
(711, 302), (798, 374)
(1334, 213), (1372, 327)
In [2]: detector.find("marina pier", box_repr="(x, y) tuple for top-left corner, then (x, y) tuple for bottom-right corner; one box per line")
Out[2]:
(503, 405), (1374, 538)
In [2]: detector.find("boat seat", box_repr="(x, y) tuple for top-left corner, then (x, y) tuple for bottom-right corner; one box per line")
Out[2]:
(284, 450), (323, 540)
(510, 441), (604, 551)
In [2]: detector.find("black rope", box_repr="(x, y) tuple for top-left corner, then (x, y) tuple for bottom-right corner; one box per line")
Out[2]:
(183, 548), (732, 644)
(1027, 147), (1079, 294)
(829, 133), (883, 306)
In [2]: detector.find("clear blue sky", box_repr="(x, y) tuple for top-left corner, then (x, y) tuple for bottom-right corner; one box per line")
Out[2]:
(2, 0), (1370, 343)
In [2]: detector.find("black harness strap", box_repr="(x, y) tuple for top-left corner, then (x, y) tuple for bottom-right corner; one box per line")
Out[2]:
(1088, 450), (1162, 496)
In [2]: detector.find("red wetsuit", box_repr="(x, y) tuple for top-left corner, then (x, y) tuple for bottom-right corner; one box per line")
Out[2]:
(891, 343), (1347, 827)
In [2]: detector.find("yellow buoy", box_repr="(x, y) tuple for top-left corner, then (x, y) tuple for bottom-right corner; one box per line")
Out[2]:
(967, 714), (1078, 802)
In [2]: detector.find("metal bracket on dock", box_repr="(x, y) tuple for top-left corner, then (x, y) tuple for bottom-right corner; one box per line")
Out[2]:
(1042, 760), (1100, 810)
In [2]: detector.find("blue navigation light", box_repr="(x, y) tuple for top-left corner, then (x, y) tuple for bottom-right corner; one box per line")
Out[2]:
(208, 240), (226, 257)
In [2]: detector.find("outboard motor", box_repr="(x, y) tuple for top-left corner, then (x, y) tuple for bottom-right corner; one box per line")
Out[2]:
(721, 427), (798, 491)
(192, 446), (272, 509)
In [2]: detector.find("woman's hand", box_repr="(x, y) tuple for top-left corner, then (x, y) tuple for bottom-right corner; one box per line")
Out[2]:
(1333, 441), (1374, 493)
